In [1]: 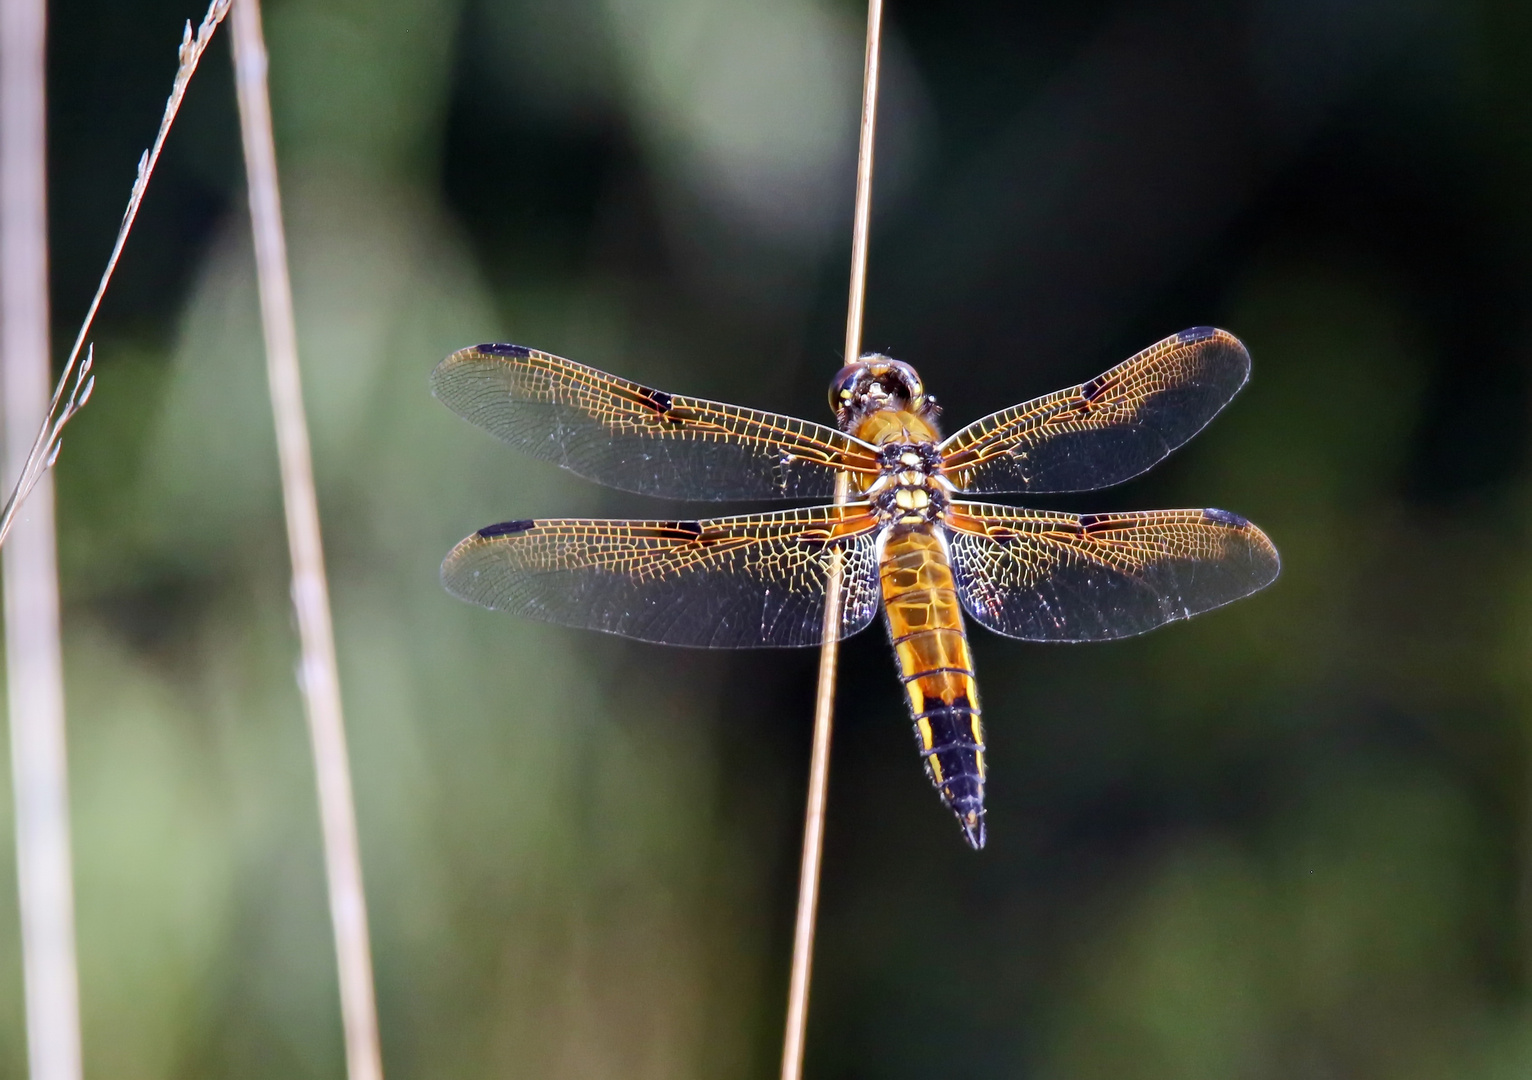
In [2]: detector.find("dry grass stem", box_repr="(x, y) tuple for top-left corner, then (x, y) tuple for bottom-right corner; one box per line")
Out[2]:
(780, 2), (884, 1077)
(230, 2), (384, 1078)
(0, 0), (230, 551)
(1, 0), (82, 1076)
(1, 6), (231, 1076)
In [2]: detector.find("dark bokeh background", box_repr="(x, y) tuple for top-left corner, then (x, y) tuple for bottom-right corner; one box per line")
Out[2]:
(8, 0), (1532, 1076)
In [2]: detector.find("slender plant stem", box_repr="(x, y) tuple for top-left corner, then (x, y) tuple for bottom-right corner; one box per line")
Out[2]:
(0, 0), (229, 552)
(780, 2), (884, 1077)
(229, 3), (384, 1079)
(840, 1), (883, 377)
(0, 1), (83, 1076)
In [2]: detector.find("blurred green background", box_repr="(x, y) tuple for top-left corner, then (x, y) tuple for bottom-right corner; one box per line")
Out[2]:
(9, 0), (1532, 1075)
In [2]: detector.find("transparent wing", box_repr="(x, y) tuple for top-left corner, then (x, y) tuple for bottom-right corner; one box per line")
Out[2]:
(944, 501), (1278, 641)
(940, 327), (1251, 494)
(432, 344), (880, 500)
(442, 504), (884, 648)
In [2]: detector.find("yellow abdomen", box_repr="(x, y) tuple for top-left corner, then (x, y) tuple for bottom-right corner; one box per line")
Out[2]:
(879, 526), (987, 848)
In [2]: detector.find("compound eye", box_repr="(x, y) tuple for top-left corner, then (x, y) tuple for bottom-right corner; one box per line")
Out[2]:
(886, 360), (923, 398)
(829, 363), (865, 412)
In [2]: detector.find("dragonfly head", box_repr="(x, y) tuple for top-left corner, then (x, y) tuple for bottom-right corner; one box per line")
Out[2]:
(829, 354), (939, 430)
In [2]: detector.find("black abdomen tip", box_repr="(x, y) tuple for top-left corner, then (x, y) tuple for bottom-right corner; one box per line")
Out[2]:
(944, 781), (986, 850)
(960, 813), (986, 850)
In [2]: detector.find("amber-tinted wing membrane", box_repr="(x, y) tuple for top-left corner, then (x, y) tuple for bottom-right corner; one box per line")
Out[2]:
(443, 505), (883, 648)
(432, 344), (879, 500)
(940, 327), (1250, 494)
(944, 501), (1278, 641)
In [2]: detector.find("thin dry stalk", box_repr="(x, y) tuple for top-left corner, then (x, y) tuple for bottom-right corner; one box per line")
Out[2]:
(229, 3), (384, 1079)
(0, 0), (82, 1075)
(0, 0), (230, 551)
(0, 5), (231, 1078)
(780, 2), (884, 1077)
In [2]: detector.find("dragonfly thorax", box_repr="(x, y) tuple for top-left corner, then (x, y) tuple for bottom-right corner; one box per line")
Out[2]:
(863, 441), (950, 525)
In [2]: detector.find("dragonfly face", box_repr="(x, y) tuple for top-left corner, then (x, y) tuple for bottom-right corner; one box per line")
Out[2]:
(432, 328), (1280, 849)
(830, 354), (936, 432)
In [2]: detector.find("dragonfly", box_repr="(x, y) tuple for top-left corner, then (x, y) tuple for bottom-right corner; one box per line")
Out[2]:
(432, 327), (1279, 849)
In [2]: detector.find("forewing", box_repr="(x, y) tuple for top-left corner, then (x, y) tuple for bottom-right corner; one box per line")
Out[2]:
(442, 505), (884, 648)
(432, 344), (879, 500)
(940, 327), (1250, 494)
(944, 501), (1278, 641)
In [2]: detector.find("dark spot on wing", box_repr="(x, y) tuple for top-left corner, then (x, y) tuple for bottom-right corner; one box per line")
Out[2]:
(1078, 514), (1121, 533)
(1177, 326), (1217, 344)
(1202, 507), (1250, 528)
(664, 520), (703, 540)
(1078, 374), (1112, 404)
(478, 519), (536, 538)
(477, 343), (531, 357)
(637, 386), (677, 420)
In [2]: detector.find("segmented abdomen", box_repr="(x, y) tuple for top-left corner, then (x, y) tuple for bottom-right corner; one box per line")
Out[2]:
(879, 527), (986, 848)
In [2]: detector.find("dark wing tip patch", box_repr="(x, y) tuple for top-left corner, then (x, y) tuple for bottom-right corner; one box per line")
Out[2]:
(476, 342), (532, 357)
(1201, 507), (1251, 528)
(477, 519), (537, 538)
(1177, 326), (1219, 344)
